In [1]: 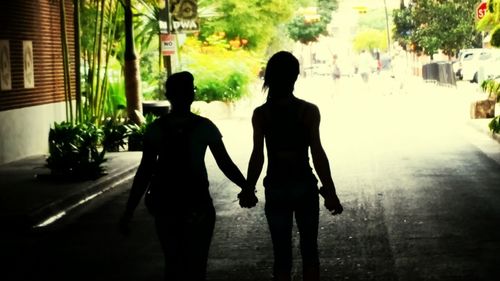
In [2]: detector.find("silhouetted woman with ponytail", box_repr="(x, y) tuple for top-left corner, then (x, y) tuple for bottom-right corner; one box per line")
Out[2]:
(246, 51), (343, 281)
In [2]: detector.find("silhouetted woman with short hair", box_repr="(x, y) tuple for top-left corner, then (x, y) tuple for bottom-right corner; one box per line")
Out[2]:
(119, 71), (257, 281)
(246, 51), (343, 281)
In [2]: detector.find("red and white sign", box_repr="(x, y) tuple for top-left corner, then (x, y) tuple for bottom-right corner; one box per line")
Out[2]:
(476, 1), (488, 20)
(161, 34), (176, 56)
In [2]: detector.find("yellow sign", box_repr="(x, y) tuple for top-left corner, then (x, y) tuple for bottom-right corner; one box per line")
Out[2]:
(353, 6), (368, 14)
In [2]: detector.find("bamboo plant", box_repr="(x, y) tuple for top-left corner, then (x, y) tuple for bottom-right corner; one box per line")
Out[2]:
(80, 0), (122, 124)
(47, 0), (123, 179)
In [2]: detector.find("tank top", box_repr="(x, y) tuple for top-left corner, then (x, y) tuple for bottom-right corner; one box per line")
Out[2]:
(261, 97), (315, 185)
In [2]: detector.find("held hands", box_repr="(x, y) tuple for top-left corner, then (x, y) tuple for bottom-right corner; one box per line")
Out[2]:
(319, 186), (343, 215)
(238, 188), (258, 208)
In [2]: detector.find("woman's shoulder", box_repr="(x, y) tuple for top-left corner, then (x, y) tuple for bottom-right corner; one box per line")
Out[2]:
(253, 103), (268, 115)
(295, 98), (318, 112)
(293, 98), (320, 125)
(191, 113), (215, 127)
(190, 114), (222, 136)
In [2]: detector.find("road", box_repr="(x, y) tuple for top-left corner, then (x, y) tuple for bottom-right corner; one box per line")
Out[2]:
(3, 74), (500, 281)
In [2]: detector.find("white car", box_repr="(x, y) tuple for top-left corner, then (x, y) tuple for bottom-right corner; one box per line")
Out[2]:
(460, 48), (500, 83)
(482, 54), (500, 80)
(453, 49), (484, 80)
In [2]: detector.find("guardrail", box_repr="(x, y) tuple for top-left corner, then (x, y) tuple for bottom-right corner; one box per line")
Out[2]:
(422, 62), (456, 86)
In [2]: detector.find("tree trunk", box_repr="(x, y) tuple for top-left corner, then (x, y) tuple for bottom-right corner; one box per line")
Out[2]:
(124, 0), (142, 125)
(74, 0), (82, 123)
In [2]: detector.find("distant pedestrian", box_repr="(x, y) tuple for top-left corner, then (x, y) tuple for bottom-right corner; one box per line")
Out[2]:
(332, 54), (341, 80)
(246, 51), (343, 281)
(358, 49), (373, 83)
(119, 71), (257, 281)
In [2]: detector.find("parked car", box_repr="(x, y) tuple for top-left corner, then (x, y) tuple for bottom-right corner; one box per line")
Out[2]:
(482, 54), (500, 80)
(459, 48), (500, 83)
(453, 48), (487, 80)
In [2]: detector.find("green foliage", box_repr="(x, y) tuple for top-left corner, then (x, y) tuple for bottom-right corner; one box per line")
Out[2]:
(353, 29), (388, 52)
(181, 37), (260, 102)
(287, 15), (326, 44)
(491, 27), (500, 47)
(142, 70), (167, 101)
(412, 26), (441, 57)
(481, 78), (500, 101)
(477, 1), (500, 133)
(80, 0), (124, 124)
(134, 0), (165, 100)
(392, 5), (414, 49)
(199, 0), (296, 52)
(102, 107), (131, 152)
(287, 0), (338, 45)
(79, 0), (165, 123)
(127, 113), (158, 151)
(393, 0), (479, 57)
(105, 61), (127, 116)
(489, 115), (500, 133)
(317, 0), (338, 30)
(134, 0), (162, 54)
(46, 121), (106, 180)
(437, 1), (479, 56)
(478, 0), (500, 48)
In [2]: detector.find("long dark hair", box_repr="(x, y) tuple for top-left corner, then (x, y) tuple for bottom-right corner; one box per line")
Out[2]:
(262, 51), (300, 100)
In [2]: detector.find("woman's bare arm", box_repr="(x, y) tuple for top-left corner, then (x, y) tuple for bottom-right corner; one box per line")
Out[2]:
(307, 105), (343, 215)
(209, 139), (247, 190)
(119, 142), (157, 235)
(246, 109), (265, 189)
(123, 150), (156, 217)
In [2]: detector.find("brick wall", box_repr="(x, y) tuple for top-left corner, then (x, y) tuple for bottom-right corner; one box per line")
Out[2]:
(0, 0), (76, 111)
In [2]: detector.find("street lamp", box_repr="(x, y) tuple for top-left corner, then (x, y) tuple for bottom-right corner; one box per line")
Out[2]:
(383, 0), (392, 57)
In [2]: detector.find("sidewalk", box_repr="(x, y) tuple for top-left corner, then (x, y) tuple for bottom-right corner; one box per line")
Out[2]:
(468, 118), (500, 143)
(0, 151), (141, 230)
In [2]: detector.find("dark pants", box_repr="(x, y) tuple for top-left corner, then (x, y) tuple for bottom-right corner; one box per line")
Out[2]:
(154, 205), (216, 281)
(264, 180), (320, 277)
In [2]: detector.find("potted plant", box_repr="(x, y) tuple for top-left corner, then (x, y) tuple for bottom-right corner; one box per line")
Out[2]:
(481, 78), (500, 134)
(489, 115), (500, 134)
(45, 121), (107, 181)
(102, 108), (132, 152)
(127, 112), (158, 151)
(480, 78), (500, 102)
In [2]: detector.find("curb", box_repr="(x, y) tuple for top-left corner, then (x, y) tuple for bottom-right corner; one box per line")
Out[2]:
(467, 118), (500, 144)
(28, 162), (139, 229)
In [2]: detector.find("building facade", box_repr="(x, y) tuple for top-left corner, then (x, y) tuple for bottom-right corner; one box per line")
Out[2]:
(0, 1), (76, 164)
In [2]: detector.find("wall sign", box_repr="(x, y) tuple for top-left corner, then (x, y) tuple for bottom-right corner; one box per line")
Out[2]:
(23, 41), (34, 89)
(0, 40), (11, 91)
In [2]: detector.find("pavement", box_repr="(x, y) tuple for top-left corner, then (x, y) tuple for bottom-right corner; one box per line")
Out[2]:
(0, 77), (498, 233)
(0, 151), (142, 231)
